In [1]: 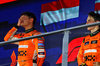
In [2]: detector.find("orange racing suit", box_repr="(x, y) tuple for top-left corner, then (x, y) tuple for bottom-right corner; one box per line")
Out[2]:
(77, 29), (100, 66)
(4, 27), (46, 66)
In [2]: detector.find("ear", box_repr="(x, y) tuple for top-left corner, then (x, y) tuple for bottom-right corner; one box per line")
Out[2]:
(30, 18), (34, 23)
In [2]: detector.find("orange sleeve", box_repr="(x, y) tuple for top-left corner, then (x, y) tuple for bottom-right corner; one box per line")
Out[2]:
(4, 27), (20, 41)
(77, 39), (84, 65)
(34, 37), (46, 66)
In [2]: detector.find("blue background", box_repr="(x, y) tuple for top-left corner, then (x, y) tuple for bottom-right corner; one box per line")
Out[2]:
(0, 0), (95, 66)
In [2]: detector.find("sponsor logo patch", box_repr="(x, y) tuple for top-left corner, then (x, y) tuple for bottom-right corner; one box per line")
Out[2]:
(38, 40), (43, 43)
(18, 51), (27, 56)
(84, 55), (95, 61)
(38, 38), (43, 40)
(38, 46), (44, 49)
(38, 55), (45, 58)
(91, 40), (97, 44)
(19, 45), (28, 48)
(38, 49), (45, 52)
(38, 43), (44, 46)
(38, 52), (45, 55)
(85, 41), (89, 45)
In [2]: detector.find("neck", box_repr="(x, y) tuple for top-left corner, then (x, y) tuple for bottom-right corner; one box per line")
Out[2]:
(24, 26), (33, 30)
(91, 26), (99, 33)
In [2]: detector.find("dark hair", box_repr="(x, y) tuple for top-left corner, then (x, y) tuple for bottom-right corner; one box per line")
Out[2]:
(20, 12), (37, 26)
(88, 11), (100, 21)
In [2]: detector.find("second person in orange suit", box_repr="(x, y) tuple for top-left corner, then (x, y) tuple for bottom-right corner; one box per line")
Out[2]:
(77, 11), (100, 66)
(4, 12), (46, 66)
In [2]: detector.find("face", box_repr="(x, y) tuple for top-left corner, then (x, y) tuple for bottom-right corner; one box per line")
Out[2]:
(86, 15), (96, 31)
(19, 15), (33, 27)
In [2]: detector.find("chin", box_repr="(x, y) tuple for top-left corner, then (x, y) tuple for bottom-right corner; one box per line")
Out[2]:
(87, 28), (92, 31)
(87, 26), (95, 31)
(21, 25), (24, 27)
(21, 26), (24, 27)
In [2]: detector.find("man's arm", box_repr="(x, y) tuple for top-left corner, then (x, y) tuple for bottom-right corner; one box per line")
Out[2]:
(4, 18), (22, 45)
(34, 37), (46, 66)
(77, 40), (84, 66)
(4, 27), (19, 45)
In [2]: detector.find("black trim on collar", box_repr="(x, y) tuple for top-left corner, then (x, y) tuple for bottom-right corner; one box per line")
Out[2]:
(15, 25), (19, 29)
(25, 28), (35, 33)
(90, 29), (100, 37)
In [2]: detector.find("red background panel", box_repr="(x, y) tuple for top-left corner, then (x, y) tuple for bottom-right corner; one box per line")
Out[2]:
(0, 0), (17, 4)
(95, 3), (100, 11)
(56, 37), (84, 64)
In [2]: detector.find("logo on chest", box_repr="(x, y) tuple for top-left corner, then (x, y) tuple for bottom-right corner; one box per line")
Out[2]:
(91, 40), (97, 44)
(85, 41), (89, 45)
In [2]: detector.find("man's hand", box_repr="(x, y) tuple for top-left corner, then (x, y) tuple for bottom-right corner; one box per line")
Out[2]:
(17, 18), (22, 27)
(93, 62), (100, 66)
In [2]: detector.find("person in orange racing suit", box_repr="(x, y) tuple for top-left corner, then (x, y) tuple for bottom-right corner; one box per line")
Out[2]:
(4, 12), (46, 66)
(77, 11), (100, 66)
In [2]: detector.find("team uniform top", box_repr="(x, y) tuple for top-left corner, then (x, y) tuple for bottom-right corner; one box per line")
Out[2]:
(77, 29), (100, 66)
(4, 27), (46, 66)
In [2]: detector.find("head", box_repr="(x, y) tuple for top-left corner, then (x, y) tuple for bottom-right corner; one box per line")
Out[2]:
(86, 11), (100, 31)
(19, 12), (37, 28)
